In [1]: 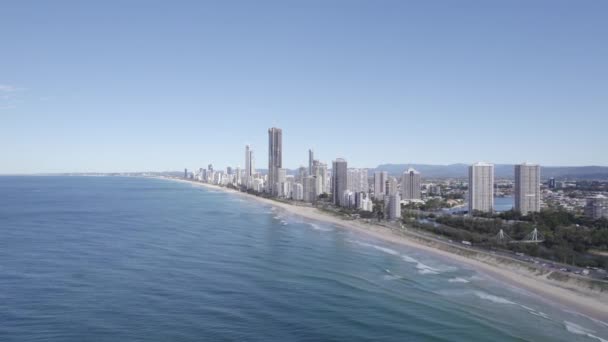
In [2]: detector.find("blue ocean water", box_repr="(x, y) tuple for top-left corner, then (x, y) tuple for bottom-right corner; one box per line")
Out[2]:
(0, 176), (606, 342)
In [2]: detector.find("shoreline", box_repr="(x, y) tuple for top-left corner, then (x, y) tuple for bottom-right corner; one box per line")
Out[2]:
(160, 177), (608, 323)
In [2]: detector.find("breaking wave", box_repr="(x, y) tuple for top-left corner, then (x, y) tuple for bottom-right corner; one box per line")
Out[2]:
(448, 277), (470, 283)
(564, 321), (608, 342)
(473, 291), (516, 305)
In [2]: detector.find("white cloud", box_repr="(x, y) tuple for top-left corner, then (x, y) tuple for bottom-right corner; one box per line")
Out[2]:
(0, 84), (25, 110)
(0, 84), (19, 92)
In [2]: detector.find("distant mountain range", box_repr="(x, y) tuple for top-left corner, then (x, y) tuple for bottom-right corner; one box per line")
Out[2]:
(373, 164), (608, 180)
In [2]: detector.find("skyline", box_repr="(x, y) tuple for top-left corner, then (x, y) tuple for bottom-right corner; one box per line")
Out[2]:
(2, 1), (608, 173)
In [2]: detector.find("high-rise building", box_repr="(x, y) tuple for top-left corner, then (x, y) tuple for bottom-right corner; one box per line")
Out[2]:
(297, 166), (308, 184)
(208, 164), (213, 172)
(373, 171), (388, 200)
(387, 193), (401, 220)
(303, 176), (316, 202)
(184, 168), (188, 179)
(468, 162), (494, 213)
(401, 168), (421, 200)
(311, 160), (328, 195)
(386, 176), (398, 196)
(347, 168), (369, 193)
(548, 177), (556, 189)
(355, 192), (373, 212)
(514, 163), (541, 215)
(585, 195), (608, 220)
(308, 149), (314, 175)
(332, 158), (348, 206)
(277, 168), (287, 197)
(245, 145), (255, 188)
(293, 183), (304, 201)
(343, 190), (356, 208)
(267, 127), (282, 196)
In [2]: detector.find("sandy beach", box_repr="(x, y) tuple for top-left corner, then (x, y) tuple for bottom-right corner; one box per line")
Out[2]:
(163, 177), (608, 323)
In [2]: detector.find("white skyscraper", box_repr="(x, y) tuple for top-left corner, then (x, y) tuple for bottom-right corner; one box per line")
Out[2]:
(332, 158), (348, 207)
(244, 144), (255, 188)
(277, 168), (287, 197)
(294, 183), (304, 201)
(267, 127), (282, 196)
(311, 161), (328, 196)
(468, 162), (494, 213)
(347, 168), (369, 193)
(401, 168), (421, 200)
(387, 193), (401, 220)
(386, 176), (398, 196)
(373, 171), (388, 200)
(514, 163), (541, 215)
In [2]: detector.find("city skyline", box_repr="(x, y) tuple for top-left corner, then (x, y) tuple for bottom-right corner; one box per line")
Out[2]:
(2, 1), (608, 174)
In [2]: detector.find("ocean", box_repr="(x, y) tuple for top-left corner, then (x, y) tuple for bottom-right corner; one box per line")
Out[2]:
(0, 176), (606, 341)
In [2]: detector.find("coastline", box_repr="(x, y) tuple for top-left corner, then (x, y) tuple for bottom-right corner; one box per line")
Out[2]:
(161, 177), (608, 323)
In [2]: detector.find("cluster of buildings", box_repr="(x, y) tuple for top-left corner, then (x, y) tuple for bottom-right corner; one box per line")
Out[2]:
(184, 127), (428, 221)
(585, 195), (608, 220)
(185, 127), (607, 222)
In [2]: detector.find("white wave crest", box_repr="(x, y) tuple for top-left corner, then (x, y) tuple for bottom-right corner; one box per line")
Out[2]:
(350, 240), (399, 256)
(563, 310), (608, 328)
(528, 311), (551, 320)
(564, 321), (608, 342)
(416, 263), (440, 275)
(448, 277), (470, 283)
(474, 291), (516, 305)
(401, 255), (418, 263)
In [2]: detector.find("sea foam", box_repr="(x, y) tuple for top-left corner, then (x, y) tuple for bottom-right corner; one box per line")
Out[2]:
(448, 277), (470, 283)
(564, 321), (608, 342)
(473, 291), (516, 305)
(416, 263), (440, 275)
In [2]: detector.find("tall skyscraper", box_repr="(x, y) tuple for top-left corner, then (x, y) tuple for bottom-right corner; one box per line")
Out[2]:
(308, 149), (314, 175)
(514, 163), (541, 215)
(267, 127), (282, 196)
(373, 171), (388, 200)
(311, 160), (328, 195)
(245, 145), (255, 187)
(184, 168), (188, 179)
(401, 168), (421, 200)
(468, 162), (494, 213)
(332, 158), (348, 206)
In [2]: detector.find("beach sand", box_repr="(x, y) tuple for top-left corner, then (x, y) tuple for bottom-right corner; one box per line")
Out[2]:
(163, 177), (608, 323)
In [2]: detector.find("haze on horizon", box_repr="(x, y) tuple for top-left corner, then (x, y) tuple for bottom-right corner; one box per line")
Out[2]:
(1, 1), (607, 174)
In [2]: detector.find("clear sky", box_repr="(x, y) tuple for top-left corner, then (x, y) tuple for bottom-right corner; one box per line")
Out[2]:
(1, 1), (607, 173)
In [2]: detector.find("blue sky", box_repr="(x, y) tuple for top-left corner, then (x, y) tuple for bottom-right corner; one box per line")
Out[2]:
(1, 1), (607, 173)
